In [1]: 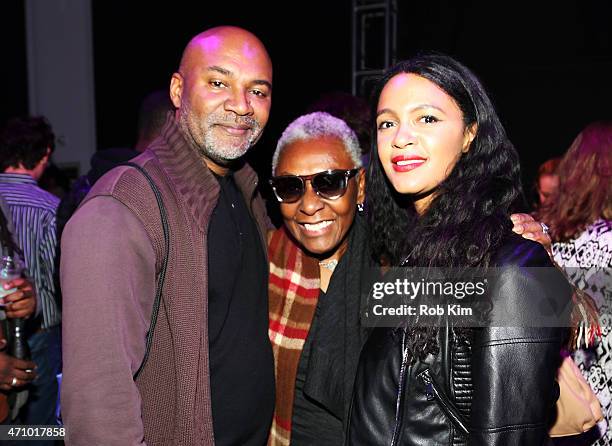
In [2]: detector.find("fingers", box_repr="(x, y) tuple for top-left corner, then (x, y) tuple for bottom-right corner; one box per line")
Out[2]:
(511, 218), (543, 236)
(510, 213), (535, 234)
(3, 285), (34, 304)
(3, 289), (36, 319)
(11, 358), (36, 371)
(514, 229), (551, 245)
(520, 221), (552, 252)
(510, 213), (534, 224)
(12, 367), (36, 382)
(2, 278), (35, 304)
(5, 307), (32, 319)
(4, 297), (36, 319)
(2, 277), (29, 291)
(0, 356), (37, 390)
(520, 220), (544, 235)
(510, 215), (553, 255)
(0, 371), (36, 390)
(10, 371), (35, 386)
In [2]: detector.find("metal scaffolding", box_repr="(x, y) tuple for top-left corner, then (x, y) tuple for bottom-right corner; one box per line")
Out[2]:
(351, 0), (397, 98)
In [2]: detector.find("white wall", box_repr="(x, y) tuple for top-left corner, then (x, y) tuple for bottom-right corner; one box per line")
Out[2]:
(25, 0), (96, 176)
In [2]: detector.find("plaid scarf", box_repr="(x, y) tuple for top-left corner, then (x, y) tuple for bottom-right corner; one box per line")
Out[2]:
(268, 226), (320, 446)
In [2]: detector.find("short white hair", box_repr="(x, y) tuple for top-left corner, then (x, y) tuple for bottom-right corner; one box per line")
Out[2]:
(272, 112), (362, 174)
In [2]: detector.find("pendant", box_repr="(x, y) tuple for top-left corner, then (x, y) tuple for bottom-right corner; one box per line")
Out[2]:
(318, 259), (338, 271)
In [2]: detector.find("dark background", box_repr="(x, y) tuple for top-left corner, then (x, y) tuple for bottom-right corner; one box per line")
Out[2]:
(1, 1), (29, 123)
(2, 0), (611, 209)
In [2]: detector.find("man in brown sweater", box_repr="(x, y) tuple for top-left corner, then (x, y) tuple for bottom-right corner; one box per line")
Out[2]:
(61, 26), (274, 445)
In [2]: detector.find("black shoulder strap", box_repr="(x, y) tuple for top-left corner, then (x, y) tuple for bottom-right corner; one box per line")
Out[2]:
(124, 162), (169, 380)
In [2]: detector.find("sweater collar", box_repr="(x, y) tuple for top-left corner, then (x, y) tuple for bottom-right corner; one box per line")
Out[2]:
(150, 113), (259, 231)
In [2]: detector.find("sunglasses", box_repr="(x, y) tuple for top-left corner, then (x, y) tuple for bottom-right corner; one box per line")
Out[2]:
(269, 168), (360, 203)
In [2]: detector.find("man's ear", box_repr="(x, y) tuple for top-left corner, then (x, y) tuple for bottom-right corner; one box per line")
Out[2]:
(41, 147), (51, 165)
(169, 72), (184, 109)
(462, 123), (478, 153)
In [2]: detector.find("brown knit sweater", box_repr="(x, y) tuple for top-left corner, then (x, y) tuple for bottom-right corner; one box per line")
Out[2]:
(61, 116), (270, 445)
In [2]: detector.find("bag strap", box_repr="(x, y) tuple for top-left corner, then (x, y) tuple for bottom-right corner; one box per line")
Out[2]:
(124, 162), (170, 380)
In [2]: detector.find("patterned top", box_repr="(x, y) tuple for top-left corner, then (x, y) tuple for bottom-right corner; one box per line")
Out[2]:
(553, 219), (612, 445)
(0, 173), (60, 329)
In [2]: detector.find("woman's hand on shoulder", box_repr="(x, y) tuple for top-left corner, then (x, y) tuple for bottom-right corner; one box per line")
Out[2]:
(510, 213), (552, 255)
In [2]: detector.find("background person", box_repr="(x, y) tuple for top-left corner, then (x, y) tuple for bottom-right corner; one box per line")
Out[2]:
(54, 88), (174, 316)
(0, 195), (37, 424)
(0, 116), (61, 439)
(534, 157), (561, 212)
(540, 121), (612, 446)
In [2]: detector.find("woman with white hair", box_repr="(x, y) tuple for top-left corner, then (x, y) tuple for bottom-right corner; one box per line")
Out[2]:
(267, 112), (369, 446)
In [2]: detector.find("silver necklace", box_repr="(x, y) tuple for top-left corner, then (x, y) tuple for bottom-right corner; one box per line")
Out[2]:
(318, 259), (338, 271)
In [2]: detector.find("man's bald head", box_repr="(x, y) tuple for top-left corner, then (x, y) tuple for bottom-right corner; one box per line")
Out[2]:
(178, 26), (271, 79)
(169, 26), (273, 175)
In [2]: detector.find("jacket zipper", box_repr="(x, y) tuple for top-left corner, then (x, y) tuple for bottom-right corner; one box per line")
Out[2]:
(417, 368), (469, 436)
(390, 330), (410, 446)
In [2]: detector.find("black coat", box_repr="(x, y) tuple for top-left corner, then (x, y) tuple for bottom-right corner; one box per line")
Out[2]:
(347, 234), (571, 446)
(291, 215), (377, 445)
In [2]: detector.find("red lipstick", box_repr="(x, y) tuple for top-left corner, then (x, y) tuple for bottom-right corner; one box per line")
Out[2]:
(391, 154), (426, 172)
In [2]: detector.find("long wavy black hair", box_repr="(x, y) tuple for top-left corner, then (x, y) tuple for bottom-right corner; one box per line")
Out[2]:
(367, 54), (525, 360)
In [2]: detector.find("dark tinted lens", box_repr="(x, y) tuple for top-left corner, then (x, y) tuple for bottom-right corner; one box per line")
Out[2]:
(312, 172), (347, 199)
(271, 176), (304, 202)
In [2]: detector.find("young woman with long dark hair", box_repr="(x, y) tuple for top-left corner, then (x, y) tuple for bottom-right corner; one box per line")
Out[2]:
(347, 54), (572, 445)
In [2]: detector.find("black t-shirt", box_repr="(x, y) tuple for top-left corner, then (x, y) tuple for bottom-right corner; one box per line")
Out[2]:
(208, 173), (274, 445)
(291, 290), (344, 445)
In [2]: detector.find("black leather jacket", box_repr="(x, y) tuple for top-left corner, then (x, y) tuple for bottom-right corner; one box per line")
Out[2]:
(347, 234), (571, 446)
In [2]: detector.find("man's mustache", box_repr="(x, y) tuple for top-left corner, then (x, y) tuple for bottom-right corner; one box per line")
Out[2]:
(210, 113), (260, 129)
